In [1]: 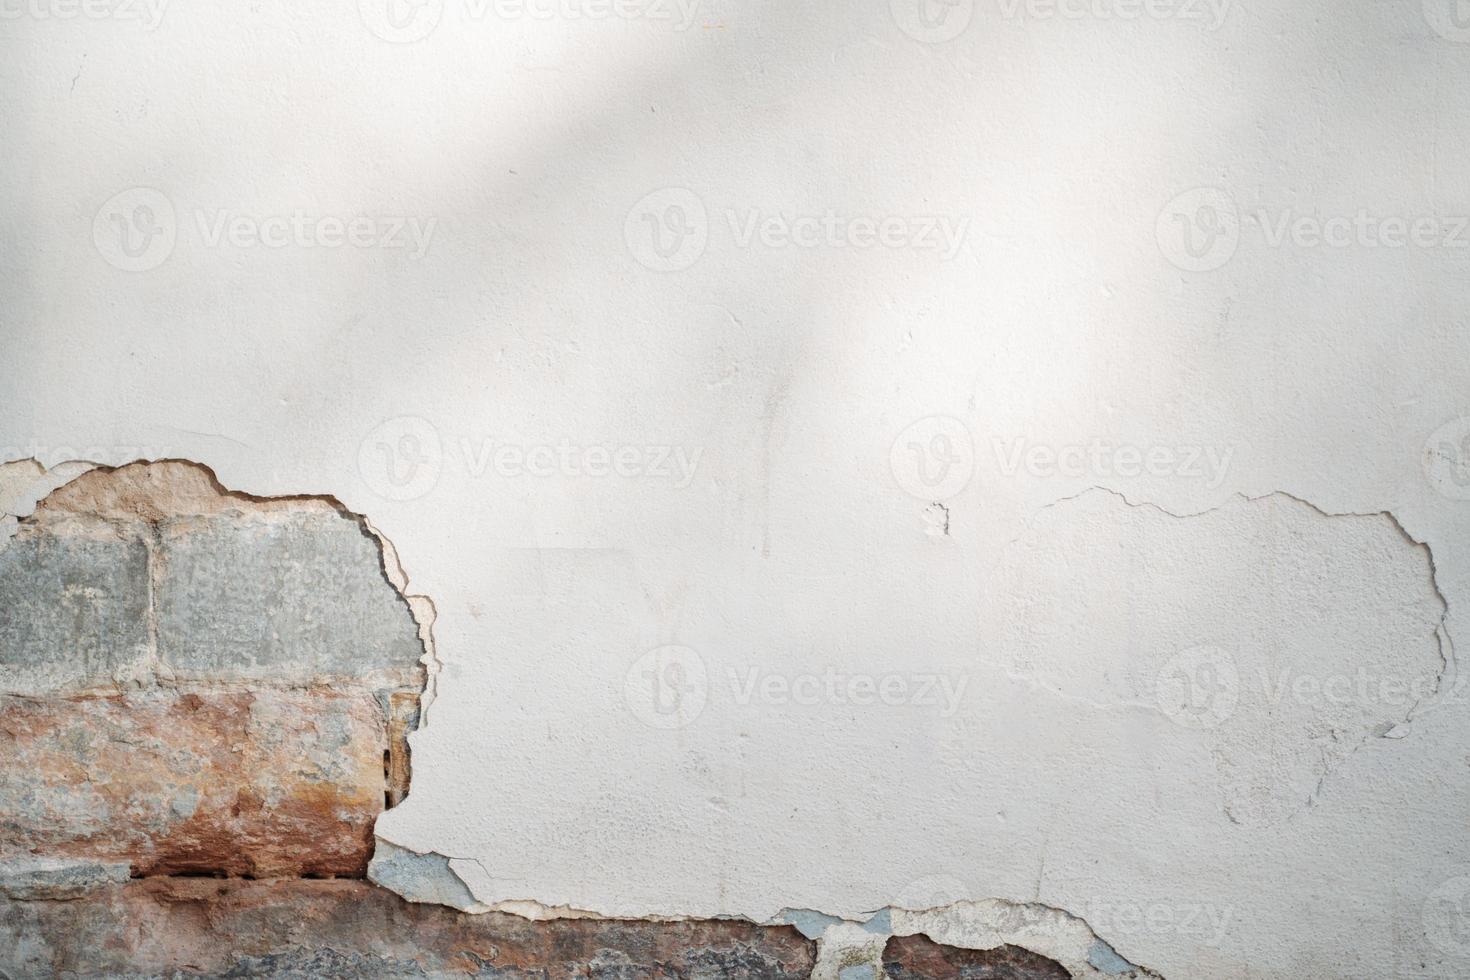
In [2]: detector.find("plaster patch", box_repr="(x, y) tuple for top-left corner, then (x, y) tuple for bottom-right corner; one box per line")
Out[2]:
(367, 841), (489, 913)
(811, 920), (887, 980)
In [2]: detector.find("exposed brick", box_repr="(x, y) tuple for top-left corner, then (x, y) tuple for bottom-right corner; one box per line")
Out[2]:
(0, 687), (387, 878)
(882, 933), (1073, 980)
(0, 878), (818, 979)
(0, 462), (427, 879)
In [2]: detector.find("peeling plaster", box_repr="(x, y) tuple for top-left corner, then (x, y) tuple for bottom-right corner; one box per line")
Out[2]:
(811, 920), (887, 980)
(9, 10), (1470, 971)
(8, 459), (1468, 977)
(367, 841), (489, 913)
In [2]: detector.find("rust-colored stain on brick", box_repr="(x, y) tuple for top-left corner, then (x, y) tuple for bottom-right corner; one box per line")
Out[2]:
(882, 933), (1074, 979)
(0, 689), (386, 877)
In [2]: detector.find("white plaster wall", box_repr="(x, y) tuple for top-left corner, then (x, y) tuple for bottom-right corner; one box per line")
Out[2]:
(5, 1), (1470, 975)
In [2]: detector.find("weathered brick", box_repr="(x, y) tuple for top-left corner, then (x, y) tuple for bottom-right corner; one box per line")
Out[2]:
(0, 688), (388, 877)
(0, 520), (151, 695)
(882, 933), (1073, 979)
(156, 511), (423, 686)
(0, 878), (819, 979)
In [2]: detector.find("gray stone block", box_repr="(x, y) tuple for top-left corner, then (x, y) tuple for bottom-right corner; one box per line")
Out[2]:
(155, 510), (422, 683)
(0, 523), (151, 694)
(0, 857), (131, 901)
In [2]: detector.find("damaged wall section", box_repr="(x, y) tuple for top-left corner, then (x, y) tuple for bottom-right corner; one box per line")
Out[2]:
(0, 460), (428, 878)
(0, 460), (827, 979)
